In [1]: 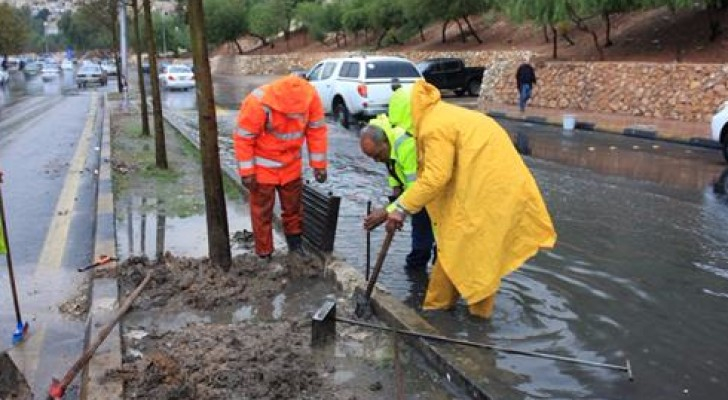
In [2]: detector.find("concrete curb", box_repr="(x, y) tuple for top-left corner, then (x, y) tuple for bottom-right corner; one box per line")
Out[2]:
(81, 93), (122, 400)
(487, 109), (723, 150)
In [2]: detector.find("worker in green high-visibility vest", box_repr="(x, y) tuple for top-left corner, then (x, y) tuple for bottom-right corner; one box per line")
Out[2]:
(360, 113), (435, 270)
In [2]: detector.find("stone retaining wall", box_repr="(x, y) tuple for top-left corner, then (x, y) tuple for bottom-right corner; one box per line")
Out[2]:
(210, 50), (530, 76)
(211, 51), (726, 123)
(481, 60), (728, 123)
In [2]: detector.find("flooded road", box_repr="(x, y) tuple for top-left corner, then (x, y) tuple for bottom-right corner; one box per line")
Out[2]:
(158, 74), (728, 399)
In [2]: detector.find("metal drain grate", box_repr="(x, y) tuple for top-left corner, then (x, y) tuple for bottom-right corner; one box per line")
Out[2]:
(302, 184), (340, 253)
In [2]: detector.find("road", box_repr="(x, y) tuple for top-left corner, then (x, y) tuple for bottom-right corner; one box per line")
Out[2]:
(160, 75), (728, 399)
(0, 70), (111, 397)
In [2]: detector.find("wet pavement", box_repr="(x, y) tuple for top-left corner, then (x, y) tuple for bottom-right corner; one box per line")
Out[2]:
(158, 73), (728, 399)
(0, 71), (116, 397)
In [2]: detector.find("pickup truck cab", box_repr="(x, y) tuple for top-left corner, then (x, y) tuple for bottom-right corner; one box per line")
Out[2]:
(305, 56), (422, 128)
(416, 58), (485, 97)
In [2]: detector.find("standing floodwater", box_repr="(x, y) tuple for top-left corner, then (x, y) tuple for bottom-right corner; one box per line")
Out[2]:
(162, 80), (728, 399)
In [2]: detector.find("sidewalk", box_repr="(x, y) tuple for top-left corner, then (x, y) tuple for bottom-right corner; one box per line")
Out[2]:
(486, 103), (717, 147)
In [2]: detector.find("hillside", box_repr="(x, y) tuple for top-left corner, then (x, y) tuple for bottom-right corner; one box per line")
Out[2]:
(217, 6), (728, 64)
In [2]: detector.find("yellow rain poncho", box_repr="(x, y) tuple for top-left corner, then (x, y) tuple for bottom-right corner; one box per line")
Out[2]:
(389, 80), (556, 317)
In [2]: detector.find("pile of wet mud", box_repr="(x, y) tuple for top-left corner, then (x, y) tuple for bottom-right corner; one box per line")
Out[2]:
(119, 253), (321, 311)
(115, 321), (338, 399)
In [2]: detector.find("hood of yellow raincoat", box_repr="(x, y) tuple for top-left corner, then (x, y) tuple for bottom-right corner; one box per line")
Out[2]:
(388, 87), (414, 134)
(262, 75), (316, 114)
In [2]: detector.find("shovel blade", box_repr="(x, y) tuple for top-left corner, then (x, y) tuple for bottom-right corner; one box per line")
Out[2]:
(352, 288), (373, 320)
(0, 351), (32, 400)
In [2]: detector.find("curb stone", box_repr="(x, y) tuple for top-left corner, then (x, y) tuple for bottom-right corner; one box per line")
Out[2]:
(81, 93), (122, 400)
(488, 109), (722, 149)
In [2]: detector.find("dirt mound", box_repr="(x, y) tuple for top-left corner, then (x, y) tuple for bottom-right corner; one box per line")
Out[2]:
(118, 321), (337, 399)
(119, 253), (322, 311)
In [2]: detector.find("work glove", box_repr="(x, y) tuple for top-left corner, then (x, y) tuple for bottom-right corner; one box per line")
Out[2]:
(385, 210), (406, 233)
(314, 168), (327, 183)
(241, 175), (257, 191)
(363, 208), (388, 231)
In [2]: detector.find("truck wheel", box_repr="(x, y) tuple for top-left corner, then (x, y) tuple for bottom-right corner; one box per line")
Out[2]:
(722, 140), (728, 163)
(467, 79), (481, 97)
(333, 99), (351, 129)
(714, 168), (728, 195)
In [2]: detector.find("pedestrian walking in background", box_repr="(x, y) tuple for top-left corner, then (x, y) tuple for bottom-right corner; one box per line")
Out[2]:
(233, 75), (328, 263)
(360, 109), (435, 270)
(385, 80), (556, 319)
(516, 61), (537, 112)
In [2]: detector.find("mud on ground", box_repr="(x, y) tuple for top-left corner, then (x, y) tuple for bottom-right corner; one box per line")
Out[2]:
(119, 253), (321, 312)
(115, 321), (339, 399)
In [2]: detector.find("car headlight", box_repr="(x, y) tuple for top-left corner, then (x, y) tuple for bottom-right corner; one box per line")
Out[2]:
(716, 101), (728, 114)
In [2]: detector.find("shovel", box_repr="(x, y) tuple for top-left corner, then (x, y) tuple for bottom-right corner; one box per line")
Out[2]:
(354, 229), (395, 319)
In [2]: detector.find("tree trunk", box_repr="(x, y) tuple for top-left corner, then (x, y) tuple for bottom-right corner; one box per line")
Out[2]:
(343, 32), (347, 46)
(110, 16), (122, 93)
(543, 24), (550, 43)
(463, 16), (482, 44)
(131, 0), (149, 137)
(566, 3), (604, 60)
(142, 0), (167, 169)
(603, 12), (613, 47)
(419, 25), (426, 42)
(188, 0), (232, 270)
(441, 20), (449, 43)
(233, 39), (244, 54)
(550, 24), (558, 59)
(455, 18), (467, 43)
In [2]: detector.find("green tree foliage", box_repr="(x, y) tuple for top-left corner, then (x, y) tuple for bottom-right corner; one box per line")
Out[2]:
(203, 0), (248, 53)
(296, 1), (345, 45)
(0, 4), (30, 55)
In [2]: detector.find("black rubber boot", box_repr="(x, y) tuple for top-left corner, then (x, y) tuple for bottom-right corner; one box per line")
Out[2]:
(286, 234), (312, 264)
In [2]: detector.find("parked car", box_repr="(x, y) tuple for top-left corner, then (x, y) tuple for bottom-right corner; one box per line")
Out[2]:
(416, 57), (485, 97)
(61, 59), (75, 71)
(75, 64), (108, 88)
(711, 101), (728, 162)
(159, 64), (195, 90)
(305, 55), (422, 128)
(100, 60), (118, 76)
(41, 63), (61, 81)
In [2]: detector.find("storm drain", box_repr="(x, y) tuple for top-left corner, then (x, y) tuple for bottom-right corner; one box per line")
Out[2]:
(302, 184), (340, 254)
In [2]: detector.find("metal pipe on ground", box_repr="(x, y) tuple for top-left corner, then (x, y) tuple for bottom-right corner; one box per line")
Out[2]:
(313, 299), (634, 381)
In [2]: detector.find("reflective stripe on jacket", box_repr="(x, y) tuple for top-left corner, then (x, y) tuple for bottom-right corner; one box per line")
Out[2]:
(233, 75), (328, 185)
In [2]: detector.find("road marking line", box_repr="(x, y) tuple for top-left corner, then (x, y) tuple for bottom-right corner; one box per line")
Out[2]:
(13, 93), (100, 388)
(36, 93), (98, 271)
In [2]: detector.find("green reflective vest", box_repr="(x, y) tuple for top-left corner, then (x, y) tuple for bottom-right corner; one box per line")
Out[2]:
(368, 114), (417, 190)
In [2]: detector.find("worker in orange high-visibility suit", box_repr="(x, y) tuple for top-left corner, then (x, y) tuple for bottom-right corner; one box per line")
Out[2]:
(233, 75), (328, 261)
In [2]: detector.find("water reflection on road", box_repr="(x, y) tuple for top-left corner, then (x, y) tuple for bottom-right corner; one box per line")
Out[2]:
(161, 79), (728, 399)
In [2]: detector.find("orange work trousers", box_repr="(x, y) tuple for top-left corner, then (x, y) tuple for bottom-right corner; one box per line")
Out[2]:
(250, 178), (303, 256)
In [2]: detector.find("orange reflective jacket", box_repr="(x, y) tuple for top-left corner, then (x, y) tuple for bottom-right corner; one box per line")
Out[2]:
(233, 75), (328, 185)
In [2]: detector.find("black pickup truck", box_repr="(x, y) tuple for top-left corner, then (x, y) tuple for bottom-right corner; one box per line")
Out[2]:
(416, 58), (485, 97)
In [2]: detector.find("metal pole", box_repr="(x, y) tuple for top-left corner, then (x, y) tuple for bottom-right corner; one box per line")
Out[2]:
(366, 200), (371, 280)
(119, 0), (129, 101)
(336, 316), (634, 380)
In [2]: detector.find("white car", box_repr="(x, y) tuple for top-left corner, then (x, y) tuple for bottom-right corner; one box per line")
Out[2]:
(61, 59), (75, 71)
(711, 101), (728, 162)
(159, 65), (195, 90)
(100, 61), (118, 76)
(41, 63), (61, 81)
(305, 56), (422, 128)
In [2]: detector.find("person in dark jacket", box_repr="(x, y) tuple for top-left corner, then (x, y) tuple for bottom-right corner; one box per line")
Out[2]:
(516, 62), (537, 112)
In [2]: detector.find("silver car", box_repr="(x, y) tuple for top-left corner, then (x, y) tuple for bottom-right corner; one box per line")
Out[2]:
(76, 64), (108, 88)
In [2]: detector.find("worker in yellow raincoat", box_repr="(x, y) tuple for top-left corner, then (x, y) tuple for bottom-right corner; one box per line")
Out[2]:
(385, 81), (556, 318)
